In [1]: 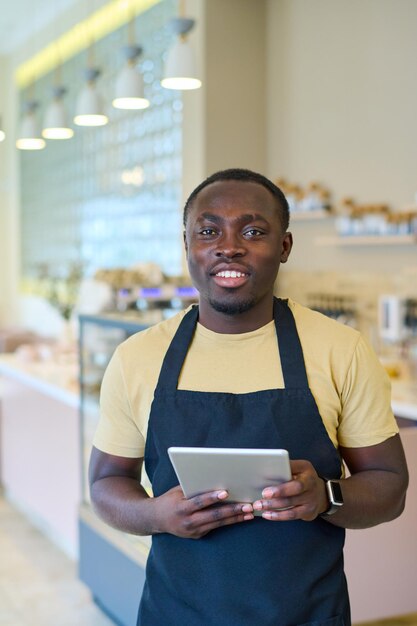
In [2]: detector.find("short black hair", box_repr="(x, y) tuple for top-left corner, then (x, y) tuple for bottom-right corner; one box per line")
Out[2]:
(183, 168), (290, 230)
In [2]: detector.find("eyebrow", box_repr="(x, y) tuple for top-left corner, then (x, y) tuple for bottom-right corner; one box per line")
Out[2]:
(196, 212), (270, 225)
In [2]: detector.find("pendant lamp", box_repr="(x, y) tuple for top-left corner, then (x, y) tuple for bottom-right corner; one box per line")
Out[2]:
(113, 45), (150, 110)
(161, 17), (201, 90)
(42, 86), (74, 139)
(74, 68), (108, 127)
(16, 101), (46, 150)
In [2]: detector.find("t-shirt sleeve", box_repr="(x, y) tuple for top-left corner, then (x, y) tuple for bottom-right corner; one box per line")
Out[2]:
(337, 334), (399, 448)
(93, 347), (146, 458)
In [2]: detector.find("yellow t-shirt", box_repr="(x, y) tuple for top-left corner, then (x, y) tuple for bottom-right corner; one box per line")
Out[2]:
(94, 299), (398, 458)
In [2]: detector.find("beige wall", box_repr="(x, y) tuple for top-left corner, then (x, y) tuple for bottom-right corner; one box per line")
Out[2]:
(183, 0), (267, 200)
(266, 0), (417, 275)
(181, 0), (206, 203)
(203, 0), (266, 176)
(266, 0), (417, 208)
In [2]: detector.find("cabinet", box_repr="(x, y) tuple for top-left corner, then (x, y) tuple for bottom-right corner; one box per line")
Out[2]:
(77, 313), (151, 626)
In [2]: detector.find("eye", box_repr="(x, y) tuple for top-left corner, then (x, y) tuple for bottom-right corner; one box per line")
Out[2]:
(199, 227), (218, 236)
(243, 228), (265, 238)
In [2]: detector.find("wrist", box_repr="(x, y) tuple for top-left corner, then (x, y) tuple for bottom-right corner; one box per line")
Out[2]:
(318, 477), (330, 516)
(319, 478), (344, 517)
(147, 496), (166, 534)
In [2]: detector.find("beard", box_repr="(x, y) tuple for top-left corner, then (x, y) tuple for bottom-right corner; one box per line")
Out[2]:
(208, 293), (257, 316)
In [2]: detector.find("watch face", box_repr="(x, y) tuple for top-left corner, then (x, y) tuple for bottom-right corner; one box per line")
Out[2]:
(330, 481), (343, 505)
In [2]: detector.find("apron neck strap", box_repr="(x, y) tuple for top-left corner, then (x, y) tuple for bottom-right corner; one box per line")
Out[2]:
(156, 305), (199, 392)
(156, 298), (309, 393)
(273, 298), (309, 389)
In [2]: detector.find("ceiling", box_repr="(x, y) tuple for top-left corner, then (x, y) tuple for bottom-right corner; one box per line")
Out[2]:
(0, 0), (82, 55)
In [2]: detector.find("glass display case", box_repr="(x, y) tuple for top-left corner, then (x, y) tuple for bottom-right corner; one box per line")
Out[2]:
(78, 312), (151, 626)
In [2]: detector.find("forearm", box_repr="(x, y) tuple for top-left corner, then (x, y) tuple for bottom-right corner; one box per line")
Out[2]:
(90, 476), (159, 536)
(254, 442), (408, 526)
(323, 469), (407, 529)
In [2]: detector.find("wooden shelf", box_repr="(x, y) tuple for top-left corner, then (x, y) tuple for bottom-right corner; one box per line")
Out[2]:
(316, 234), (417, 246)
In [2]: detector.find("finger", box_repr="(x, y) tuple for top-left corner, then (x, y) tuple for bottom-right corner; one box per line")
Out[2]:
(200, 501), (253, 520)
(191, 508), (255, 537)
(253, 499), (293, 513)
(290, 459), (313, 475)
(187, 490), (232, 511)
(261, 506), (299, 521)
(186, 501), (254, 531)
(260, 479), (304, 500)
(253, 491), (307, 512)
(261, 500), (321, 522)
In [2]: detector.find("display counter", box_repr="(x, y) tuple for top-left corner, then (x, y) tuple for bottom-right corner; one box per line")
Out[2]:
(345, 424), (417, 623)
(0, 353), (78, 408)
(0, 353), (80, 559)
(343, 374), (417, 622)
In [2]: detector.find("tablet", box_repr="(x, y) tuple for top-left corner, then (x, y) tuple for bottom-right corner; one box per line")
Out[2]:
(168, 447), (291, 504)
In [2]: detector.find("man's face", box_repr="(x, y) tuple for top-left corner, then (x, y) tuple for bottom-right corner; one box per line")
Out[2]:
(184, 180), (292, 318)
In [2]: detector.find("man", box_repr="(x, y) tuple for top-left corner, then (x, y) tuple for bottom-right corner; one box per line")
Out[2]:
(89, 168), (408, 626)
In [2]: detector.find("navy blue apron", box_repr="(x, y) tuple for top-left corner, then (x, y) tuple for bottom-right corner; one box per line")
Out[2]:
(138, 298), (350, 626)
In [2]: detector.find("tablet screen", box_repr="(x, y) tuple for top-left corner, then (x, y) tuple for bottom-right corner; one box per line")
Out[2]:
(168, 446), (291, 504)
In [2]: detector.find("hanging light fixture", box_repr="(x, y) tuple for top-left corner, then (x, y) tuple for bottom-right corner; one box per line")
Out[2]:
(113, 45), (150, 110)
(42, 86), (74, 139)
(74, 67), (108, 126)
(16, 101), (46, 150)
(0, 116), (5, 142)
(161, 10), (201, 91)
(42, 37), (74, 139)
(113, 3), (149, 111)
(74, 9), (108, 127)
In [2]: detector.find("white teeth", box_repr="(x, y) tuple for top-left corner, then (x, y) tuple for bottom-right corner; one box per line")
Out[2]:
(216, 270), (245, 278)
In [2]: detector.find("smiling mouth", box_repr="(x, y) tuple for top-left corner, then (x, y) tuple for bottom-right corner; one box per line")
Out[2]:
(211, 269), (250, 289)
(215, 270), (248, 278)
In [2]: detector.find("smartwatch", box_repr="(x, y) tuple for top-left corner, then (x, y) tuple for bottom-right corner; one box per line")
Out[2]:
(321, 479), (344, 516)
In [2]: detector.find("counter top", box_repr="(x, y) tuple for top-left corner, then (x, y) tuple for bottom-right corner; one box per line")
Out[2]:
(0, 354), (79, 408)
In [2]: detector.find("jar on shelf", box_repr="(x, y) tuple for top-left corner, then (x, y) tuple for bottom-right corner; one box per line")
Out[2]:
(299, 182), (321, 212)
(336, 198), (356, 235)
(286, 184), (303, 213)
(318, 188), (332, 212)
(361, 204), (390, 236)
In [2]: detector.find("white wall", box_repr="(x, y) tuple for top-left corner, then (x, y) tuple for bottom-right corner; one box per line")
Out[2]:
(0, 55), (20, 327)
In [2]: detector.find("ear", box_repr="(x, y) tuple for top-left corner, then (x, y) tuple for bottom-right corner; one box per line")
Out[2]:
(280, 232), (293, 263)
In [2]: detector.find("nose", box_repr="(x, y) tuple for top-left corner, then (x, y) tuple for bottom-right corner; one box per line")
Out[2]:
(214, 232), (246, 258)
